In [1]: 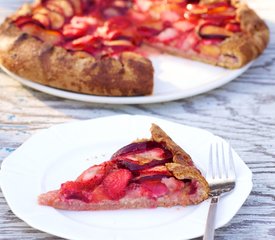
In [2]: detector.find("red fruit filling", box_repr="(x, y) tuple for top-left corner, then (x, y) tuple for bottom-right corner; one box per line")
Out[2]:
(58, 140), (199, 204)
(12, 0), (241, 58)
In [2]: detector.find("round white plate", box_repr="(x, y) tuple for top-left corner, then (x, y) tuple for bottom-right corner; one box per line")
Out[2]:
(0, 115), (252, 240)
(1, 55), (252, 104)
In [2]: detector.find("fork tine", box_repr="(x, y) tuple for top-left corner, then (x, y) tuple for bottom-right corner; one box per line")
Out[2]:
(221, 142), (228, 178)
(215, 142), (221, 179)
(228, 144), (236, 179)
(208, 143), (214, 179)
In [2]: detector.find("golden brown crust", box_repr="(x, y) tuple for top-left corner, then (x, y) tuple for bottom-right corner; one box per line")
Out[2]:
(0, 20), (154, 97)
(150, 124), (209, 203)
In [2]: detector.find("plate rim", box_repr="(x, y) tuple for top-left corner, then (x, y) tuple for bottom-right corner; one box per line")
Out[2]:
(0, 59), (252, 104)
(0, 115), (253, 240)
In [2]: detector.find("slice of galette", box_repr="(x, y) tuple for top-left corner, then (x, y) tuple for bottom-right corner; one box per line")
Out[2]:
(38, 124), (209, 210)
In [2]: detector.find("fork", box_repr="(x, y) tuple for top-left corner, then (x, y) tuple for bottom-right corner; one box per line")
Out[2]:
(203, 141), (236, 240)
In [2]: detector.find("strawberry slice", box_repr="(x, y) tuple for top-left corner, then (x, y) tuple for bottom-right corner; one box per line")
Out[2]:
(63, 23), (89, 39)
(103, 169), (132, 200)
(72, 35), (103, 49)
(89, 185), (110, 202)
(155, 28), (179, 43)
(59, 181), (90, 202)
(76, 161), (114, 182)
(135, 0), (152, 12)
(141, 180), (168, 199)
(173, 20), (195, 33)
(176, 31), (200, 51)
(161, 10), (180, 23)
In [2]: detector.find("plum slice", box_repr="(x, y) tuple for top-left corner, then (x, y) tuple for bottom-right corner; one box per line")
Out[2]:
(133, 165), (172, 182)
(32, 13), (50, 28)
(113, 141), (173, 171)
(21, 23), (63, 44)
(198, 23), (233, 40)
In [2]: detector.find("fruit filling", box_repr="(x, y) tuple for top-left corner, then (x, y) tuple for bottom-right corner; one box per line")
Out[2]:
(12, 0), (242, 58)
(58, 141), (200, 204)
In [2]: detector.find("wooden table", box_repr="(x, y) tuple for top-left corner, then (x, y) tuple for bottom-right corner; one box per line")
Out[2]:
(0, 0), (274, 239)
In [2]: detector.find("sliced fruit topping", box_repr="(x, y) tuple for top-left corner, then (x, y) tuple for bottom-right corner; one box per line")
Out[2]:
(63, 25), (88, 39)
(53, 0), (74, 18)
(189, 180), (198, 195)
(13, 16), (34, 27)
(69, 0), (83, 15)
(114, 142), (172, 171)
(200, 9), (236, 21)
(161, 177), (184, 192)
(140, 180), (168, 199)
(155, 28), (179, 42)
(48, 10), (66, 29)
(71, 35), (103, 49)
(176, 31), (200, 51)
(33, 6), (65, 29)
(76, 162), (113, 183)
(198, 23), (233, 40)
(59, 181), (90, 202)
(173, 20), (195, 33)
(134, 0), (153, 12)
(45, 1), (65, 15)
(186, 4), (208, 15)
(62, 16), (97, 39)
(89, 185), (110, 202)
(21, 23), (63, 45)
(112, 141), (167, 158)
(133, 165), (172, 182)
(160, 10), (180, 23)
(32, 13), (50, 28)
(207, 2), (230, 14)
(102, 169), (133, 200)
(103, 39), (134, 47)
(137, 26), (160, 38)
(225, 22), (241, 32)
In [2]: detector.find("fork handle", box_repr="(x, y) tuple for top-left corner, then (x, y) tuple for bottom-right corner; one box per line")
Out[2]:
(203, 196), (220, 240)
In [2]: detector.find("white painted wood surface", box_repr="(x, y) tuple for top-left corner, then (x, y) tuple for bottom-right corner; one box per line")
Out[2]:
(0, 0), (274, 239)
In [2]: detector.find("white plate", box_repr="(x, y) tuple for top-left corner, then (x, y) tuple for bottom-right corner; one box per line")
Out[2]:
(0, 115), (252, 240)
(1, 55), (252, 104)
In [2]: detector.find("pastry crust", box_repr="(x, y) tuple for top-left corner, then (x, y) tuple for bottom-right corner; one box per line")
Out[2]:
(0, 20), (154, 97)
(150, 124), (209, 203)
(218, 3), (270, 68)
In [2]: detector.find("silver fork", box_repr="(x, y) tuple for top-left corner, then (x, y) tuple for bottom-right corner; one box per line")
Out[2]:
(203, 141), (236, 240)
